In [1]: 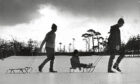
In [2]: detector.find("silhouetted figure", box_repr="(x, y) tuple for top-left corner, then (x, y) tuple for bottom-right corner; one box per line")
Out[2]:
(108, 18), (125, 73)
(70, 50), (92, 70)
(38, 24), (57, 73)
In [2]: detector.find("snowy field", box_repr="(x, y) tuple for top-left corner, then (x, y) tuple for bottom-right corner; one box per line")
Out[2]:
(0, 55), (140, 84)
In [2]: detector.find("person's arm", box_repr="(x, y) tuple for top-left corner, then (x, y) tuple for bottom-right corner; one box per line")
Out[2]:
(40, 34), (48, 52)
(108, 27), (113, 46)
(115, 29), (121, 50)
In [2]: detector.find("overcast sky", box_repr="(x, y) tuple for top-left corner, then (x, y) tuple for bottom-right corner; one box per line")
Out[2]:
(0, 0), (140, 51)
(0, 0), (140, 25)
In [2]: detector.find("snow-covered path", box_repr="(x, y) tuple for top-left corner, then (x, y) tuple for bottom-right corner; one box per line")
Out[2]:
(0, 56), (140, 84)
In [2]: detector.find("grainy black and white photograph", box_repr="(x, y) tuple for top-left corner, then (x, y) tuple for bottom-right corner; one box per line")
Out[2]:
(0, 0), (140, 84)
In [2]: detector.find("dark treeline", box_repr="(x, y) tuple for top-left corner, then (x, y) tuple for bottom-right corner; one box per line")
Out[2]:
(125, 35), (140, 56)
(0, 38), (40, 59)
(0, 34), (140, 58)
(41, 52), (102, 56)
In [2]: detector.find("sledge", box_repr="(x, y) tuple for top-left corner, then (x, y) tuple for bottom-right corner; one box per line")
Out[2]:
(6, 67), (33, 74)
(69, 66), (96, 73)
(69, 55), (103, 73)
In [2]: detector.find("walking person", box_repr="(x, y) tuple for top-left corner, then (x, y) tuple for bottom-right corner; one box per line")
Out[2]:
(38, 23), (57, 73)
(108, 18), (125, 73)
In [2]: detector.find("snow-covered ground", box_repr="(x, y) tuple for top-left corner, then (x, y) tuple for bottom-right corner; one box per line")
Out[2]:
(0, 55), (140, 84)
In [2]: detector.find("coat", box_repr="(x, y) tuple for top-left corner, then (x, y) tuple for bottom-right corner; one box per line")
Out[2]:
(108, 24), (121, 50)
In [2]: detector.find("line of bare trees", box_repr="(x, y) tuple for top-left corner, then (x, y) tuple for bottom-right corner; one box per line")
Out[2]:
(0, 38), (40, 59)
(82, 29), (107, 53)
(58, 38), (75, 53)
(125, 34), (140, 56)
(57, 29), (108, 53)
(82, 29), (140, 56)
(1, 33), (140, 58)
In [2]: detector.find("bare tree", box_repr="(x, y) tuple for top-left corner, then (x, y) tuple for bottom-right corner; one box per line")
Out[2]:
(82, 33), (93, 52)
(59, 42), (62, 52)
(69, 43), (72, 52)
(98, 37), (104, 52)
(95, 31), (101, 52)
(83, 38), (88, 52)
(72, 38), (75, 51)
(87, 29), (96, 52)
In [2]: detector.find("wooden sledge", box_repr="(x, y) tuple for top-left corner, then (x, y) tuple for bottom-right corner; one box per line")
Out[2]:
(6, 67), (33, 74)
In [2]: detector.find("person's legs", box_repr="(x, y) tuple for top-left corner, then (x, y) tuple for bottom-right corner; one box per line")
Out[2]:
(49, 56), (57, 72)
(113, 47), (125, 72)
(75, 63), (87, 70)
(46, 48), (57, 72)
(79, 63), (93, 68)
(108, 49), (116, 73)
(39, 47), (55, 72)
(79, 63), (88, 68)
(39, 58), (50, 72)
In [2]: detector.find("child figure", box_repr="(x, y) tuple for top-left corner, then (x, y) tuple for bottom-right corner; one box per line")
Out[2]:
(70, 50), (93, 70)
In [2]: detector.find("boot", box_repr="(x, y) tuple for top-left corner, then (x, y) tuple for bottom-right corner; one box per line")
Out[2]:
(38, 65), (43, 72)
(49, 68), (57, 73)
(108, 69), (115, 73)
(113, 64), (121, 72)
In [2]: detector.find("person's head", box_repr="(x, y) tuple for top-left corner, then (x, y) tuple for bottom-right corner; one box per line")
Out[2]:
(73, 49), (79, 56)
(51, 23), (57, 32)
(117, 18), (124, 27)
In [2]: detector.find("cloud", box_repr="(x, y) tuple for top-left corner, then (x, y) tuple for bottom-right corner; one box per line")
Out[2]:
(0, 0), (47, 26)
(0, 0), (139, 26)
(47, 0), (139, 18)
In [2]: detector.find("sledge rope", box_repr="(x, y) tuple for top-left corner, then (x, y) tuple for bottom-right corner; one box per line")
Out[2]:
(93, 55), (103, 67)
